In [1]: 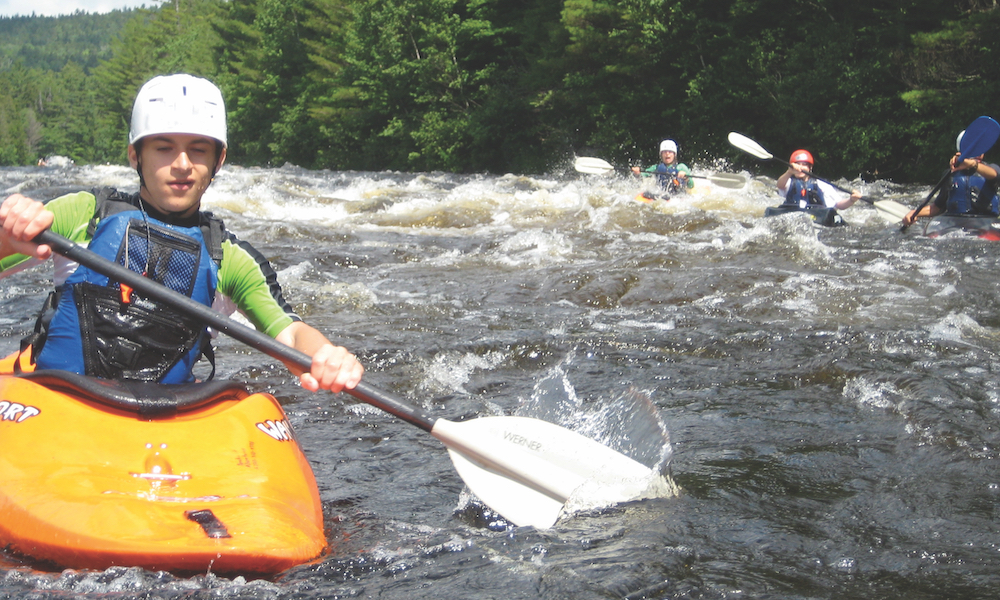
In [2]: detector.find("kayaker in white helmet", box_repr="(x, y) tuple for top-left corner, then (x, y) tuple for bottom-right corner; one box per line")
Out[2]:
(630, 139), (694, 196)
(0, 73), (363, 392)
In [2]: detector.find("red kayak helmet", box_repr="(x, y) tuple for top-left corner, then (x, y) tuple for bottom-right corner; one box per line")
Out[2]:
(789, 149), (814, 165)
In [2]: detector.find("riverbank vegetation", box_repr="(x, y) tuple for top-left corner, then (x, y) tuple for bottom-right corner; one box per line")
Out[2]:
(1, 0), (998, 182)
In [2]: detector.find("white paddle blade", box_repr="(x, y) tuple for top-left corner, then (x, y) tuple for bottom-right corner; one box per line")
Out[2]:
(727, 132), (773, 160)
(445, 446), (565, 528)
(574, 157), (616, 175)
(873, 199), (911, 223)
(708, 173), (748, 189)
(431, 416), (660, 528)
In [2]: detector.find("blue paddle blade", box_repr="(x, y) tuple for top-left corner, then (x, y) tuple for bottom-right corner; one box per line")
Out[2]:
(958, 116), (1000, 160)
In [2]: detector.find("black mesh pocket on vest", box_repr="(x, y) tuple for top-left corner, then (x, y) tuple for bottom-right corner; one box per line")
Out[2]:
(74, 282), (204, 381)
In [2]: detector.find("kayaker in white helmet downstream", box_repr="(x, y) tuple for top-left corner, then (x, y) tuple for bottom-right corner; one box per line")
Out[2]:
(630, 139), (694, 201)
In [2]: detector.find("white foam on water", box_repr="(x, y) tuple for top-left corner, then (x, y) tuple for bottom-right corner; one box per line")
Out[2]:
(419, 350), (506, 395)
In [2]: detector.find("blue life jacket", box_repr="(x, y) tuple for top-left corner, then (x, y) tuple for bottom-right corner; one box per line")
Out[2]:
(947, 171), (999, 216)
(654, 163), (683, 193)
(783, 178), (826, 208)
(35, 193), (222, 383)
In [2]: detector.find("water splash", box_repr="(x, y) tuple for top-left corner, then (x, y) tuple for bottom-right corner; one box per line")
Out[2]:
(420, 351), (506, 395)
(515, 354), (673, 475)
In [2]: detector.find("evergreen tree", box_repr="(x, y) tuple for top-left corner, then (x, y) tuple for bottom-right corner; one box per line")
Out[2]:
(335, 0), (528, 171)
(214, 0), (322, 167)
(0, 91), (30, 165)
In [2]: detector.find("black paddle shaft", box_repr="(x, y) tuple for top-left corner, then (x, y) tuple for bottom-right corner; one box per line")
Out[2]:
(899, 169), (950, 233)
(33, 229), (438, 432)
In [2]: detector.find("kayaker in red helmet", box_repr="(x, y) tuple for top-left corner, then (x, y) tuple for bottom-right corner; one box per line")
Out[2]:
(776, 149), (862, 211)
(0, 73), (363, 393)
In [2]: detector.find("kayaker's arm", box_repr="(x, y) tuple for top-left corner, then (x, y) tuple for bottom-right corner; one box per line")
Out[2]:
(0, 194), (54, 262)
(833, 190), (863, 211)
(677, 163), (694, 189)
(953, 154), (999, 180)
(902, 200), (944, 226)
(776, 164), (806, 191)
(973, 161), (999, 179)
(275, 320), (364, 393)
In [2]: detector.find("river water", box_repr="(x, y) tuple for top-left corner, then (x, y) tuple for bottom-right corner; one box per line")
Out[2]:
(1, 161), (999, 599)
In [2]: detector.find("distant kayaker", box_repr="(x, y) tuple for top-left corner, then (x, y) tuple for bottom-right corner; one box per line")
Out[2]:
(0, 73), (363, 393)
(631, 139), (694, 196)
(901, 131), (1000, 227)
(776, 149), (862, 210)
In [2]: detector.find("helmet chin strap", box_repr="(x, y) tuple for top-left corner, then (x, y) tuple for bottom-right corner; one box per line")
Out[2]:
(135, 158), (147, 191)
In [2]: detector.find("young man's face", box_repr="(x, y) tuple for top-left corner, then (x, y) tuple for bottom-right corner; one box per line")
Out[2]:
(128, 133), (225, 218)
(660, 150), (676, 165)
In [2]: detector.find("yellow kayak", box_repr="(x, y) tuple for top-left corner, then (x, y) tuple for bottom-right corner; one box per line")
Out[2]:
(0, 352), (325, 575)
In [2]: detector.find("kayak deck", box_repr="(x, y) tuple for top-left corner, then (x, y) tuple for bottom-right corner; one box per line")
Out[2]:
(764, 204), (845, 227)
(923, 214), (1000, 240)
(0, 367), (326, 575)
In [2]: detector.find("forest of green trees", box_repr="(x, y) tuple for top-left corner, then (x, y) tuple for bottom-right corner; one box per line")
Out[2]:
(0, 0), (998, 182)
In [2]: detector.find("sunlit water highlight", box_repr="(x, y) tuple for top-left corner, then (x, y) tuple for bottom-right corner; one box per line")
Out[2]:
(2, 160), (1000, 599)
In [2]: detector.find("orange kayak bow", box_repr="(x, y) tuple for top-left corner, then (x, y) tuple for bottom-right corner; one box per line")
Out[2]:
(0, 355), (325, 575)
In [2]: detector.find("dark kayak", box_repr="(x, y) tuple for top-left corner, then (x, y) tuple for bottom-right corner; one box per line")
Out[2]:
(764, 204), (845, 227)
(923, 214), (1000, 240)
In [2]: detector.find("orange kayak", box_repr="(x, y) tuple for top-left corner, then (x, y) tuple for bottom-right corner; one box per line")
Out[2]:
(0, 353), (325, 575)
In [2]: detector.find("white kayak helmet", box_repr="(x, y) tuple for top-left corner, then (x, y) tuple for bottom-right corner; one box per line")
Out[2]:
(659, 139), (678, 153)
(129, 74), (227, 147)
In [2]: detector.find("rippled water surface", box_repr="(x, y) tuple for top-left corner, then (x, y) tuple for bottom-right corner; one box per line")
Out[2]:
(2, 161), (1000, 599)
